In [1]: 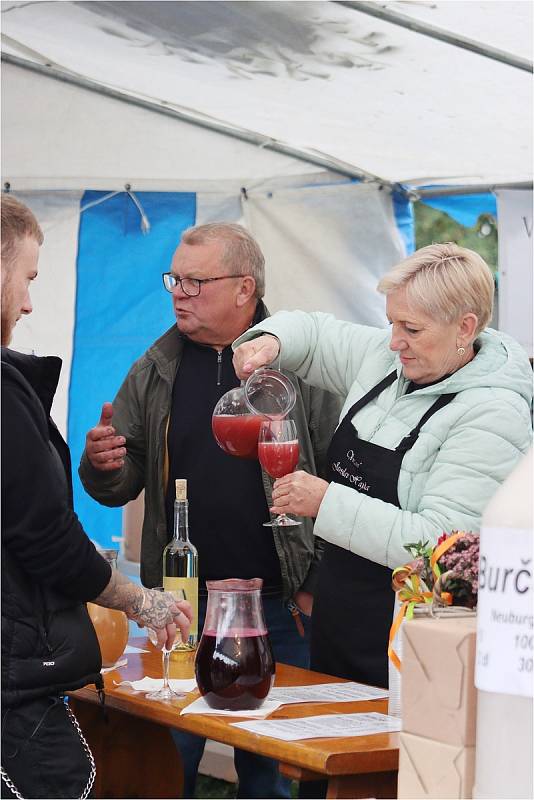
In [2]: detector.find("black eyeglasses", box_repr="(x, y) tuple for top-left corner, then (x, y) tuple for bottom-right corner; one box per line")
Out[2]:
(162, 273), (243, 297)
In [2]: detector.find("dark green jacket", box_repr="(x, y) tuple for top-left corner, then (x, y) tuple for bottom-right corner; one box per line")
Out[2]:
(79, 311), (341, 601)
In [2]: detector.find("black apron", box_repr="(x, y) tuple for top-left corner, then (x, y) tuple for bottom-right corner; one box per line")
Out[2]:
(311, 371), (456, 688)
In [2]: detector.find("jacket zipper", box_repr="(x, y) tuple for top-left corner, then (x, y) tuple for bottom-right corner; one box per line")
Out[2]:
(368, 383), (438, 439)
(365, 386), (399, 439)
(216, 350), (223, 386)
(366, 408), (390, 440)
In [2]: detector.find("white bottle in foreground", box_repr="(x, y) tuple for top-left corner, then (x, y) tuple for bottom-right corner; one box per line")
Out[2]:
(474, 447), (533, 799)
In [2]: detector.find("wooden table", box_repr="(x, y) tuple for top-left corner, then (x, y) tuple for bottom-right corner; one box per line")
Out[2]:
(70, 637), (399, 799)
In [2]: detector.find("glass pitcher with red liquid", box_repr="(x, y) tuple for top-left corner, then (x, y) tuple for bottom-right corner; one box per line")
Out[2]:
(195, 578), (275, 710)
(212, 369), (296, 459)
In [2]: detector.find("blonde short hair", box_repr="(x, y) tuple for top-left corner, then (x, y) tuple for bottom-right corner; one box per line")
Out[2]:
(181, 222), (265, 299)
(377, 242), (494, 336)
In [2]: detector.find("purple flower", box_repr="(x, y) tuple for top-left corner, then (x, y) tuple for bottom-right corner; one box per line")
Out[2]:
(438, 532), (480, 608)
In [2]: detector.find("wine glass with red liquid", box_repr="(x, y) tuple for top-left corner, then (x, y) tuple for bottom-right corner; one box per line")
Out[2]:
(258, 418), (301, 527)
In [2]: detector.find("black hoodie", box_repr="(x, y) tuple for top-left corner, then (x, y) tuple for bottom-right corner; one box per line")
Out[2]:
(1, 348), (110, 707)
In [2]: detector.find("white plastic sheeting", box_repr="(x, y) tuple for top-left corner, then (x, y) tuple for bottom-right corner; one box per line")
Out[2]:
(9, 181), (404, 434)
(2, 0), (532, 186)
(1, 61), (324, 189)
(8, 191), (83, 434)
(243, 182), (404, 324)
(496, 190), (533, 355)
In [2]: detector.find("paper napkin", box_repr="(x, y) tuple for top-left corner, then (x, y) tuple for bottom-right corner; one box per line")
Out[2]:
(101, 658), (128, 674)
(124, 644), (149, 654)
(114, 676), (197, 693)
(181, 695), (283, 718)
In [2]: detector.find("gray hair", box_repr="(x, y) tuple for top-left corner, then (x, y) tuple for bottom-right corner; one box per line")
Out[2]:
(377, 242), (494, 336)
(181, 223), (265, 299)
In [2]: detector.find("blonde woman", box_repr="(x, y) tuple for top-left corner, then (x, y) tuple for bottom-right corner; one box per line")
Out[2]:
(233, 243), (532, 689)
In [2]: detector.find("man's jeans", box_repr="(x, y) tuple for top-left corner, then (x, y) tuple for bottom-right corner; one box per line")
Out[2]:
(171, 593), (311, 798)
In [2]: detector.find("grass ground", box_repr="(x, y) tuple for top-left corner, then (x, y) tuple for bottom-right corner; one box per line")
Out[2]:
(195, 775), (237, 799)
(195, 775), (299, 798)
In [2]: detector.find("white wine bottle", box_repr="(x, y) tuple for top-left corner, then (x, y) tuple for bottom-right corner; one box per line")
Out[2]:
(163, 479), (198, 651)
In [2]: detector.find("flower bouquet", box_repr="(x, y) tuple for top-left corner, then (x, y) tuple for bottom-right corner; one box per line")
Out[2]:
(388, 531), (479, 672)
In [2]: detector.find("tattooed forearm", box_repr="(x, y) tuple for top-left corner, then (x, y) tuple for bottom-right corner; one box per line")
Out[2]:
(91, 569), (192, 635)
(136, 589), (182, 630)
(91, 569), (144, 617)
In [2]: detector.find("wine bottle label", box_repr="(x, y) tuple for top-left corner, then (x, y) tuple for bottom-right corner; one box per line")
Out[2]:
(476, 526), (533, 697)
(164, 576), (199, 647)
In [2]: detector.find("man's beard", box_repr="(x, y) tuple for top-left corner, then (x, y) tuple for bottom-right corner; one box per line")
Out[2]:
(0, 315), (13, 346)
(1, 281), (13, 346)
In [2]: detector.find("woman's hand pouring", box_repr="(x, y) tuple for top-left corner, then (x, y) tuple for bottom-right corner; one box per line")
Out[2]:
(233, 335), (281, 380)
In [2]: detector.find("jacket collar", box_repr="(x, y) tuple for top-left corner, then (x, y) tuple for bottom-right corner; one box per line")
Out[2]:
(148, 299), (269, 372)
(1, 347), (62, 416)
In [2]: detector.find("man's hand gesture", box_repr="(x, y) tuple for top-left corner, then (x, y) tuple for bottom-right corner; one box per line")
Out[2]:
(85, 402), (126, 471)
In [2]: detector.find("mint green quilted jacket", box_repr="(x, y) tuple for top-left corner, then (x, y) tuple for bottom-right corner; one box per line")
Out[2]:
(235, 311), (533, 568)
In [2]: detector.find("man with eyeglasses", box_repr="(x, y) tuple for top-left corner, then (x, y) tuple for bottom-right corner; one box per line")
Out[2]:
(79, 222), (340, 799)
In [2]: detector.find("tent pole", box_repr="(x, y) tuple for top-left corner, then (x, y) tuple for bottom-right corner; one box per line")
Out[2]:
(1, 51), (391, 189)
(335, 1), (533, 74)
(415, 183), (533, 198)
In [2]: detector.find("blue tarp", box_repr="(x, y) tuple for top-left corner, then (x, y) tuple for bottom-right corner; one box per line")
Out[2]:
(392, 190), (415, 253)
(418, 188), (497, 228)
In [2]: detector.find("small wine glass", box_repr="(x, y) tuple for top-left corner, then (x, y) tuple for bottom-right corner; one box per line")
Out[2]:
(258, 419), (301, 527)
(146, 587), (187, 702)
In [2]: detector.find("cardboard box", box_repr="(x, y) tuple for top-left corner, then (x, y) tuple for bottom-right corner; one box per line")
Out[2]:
(402, 616), (477, 746)
(398, 731), (475, 799)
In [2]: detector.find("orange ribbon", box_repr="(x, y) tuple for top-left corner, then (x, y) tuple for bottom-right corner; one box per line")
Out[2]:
(388, 573), (433, 672)
(388, 533), (466, 671)
(430, 532), (464, 580)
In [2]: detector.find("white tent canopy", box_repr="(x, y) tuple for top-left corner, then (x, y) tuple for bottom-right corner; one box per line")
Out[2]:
(2, 0), (532, 188)
(1, 1), (532, 549)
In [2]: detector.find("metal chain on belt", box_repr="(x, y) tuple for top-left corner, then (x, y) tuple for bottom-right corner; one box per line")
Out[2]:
(65, 703), (96, 799)
(0, 701), (96, 800)
(0, 767), (23, 800)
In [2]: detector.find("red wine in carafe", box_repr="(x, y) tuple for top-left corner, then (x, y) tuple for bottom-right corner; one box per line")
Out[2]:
(211, 414), (264, 459)
(195, 628), (275, 710)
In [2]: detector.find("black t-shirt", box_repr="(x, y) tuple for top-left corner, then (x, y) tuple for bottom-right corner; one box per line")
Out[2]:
(164, 338), (282, 591)
(406, 374), (452, 394)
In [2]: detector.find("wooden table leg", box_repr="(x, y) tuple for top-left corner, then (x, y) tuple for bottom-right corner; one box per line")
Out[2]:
(69, 699), (184, 799)
(326, 770), (398, 799)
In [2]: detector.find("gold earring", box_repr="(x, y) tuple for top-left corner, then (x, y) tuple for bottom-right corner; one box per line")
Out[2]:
(457, 346), (466, 356)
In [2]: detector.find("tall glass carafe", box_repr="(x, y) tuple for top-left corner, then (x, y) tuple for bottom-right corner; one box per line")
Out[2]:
(195, 578), (275, 710)
(87, 548), (129, 668)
